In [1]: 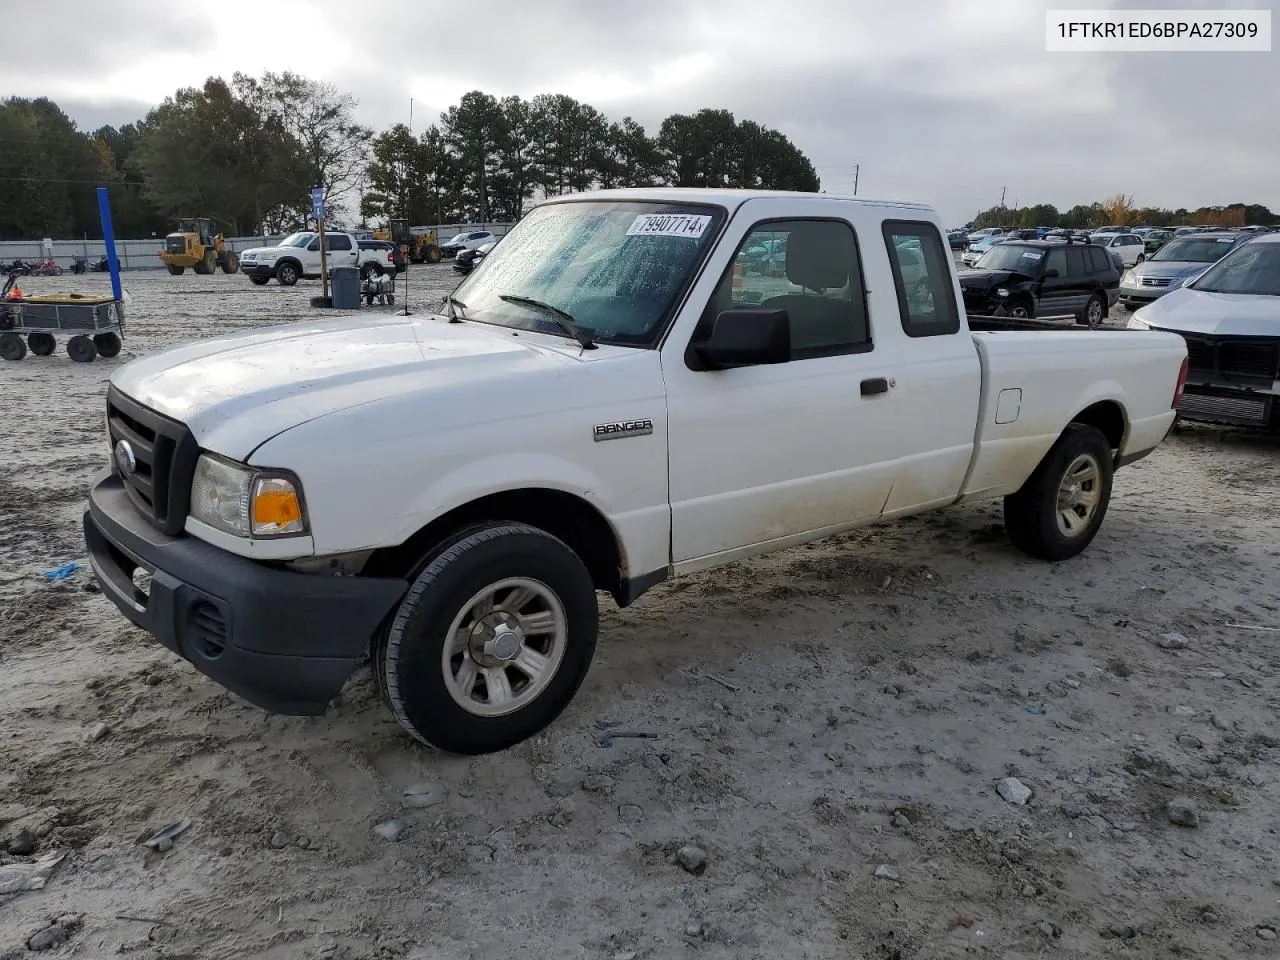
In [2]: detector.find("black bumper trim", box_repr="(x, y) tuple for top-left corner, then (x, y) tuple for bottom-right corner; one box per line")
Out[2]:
(84, 472), (407, 715)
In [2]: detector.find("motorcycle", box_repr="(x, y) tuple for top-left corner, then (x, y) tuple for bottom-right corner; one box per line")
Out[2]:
(71, 256), (88, 274)
(5, 258), (30, 276)
(29, 257), (62, 276)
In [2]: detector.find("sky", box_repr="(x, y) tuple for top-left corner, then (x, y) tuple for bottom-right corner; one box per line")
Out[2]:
(3, 0), (1276, 225)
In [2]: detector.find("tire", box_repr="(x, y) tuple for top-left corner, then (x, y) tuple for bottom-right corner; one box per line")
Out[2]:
(66, 335), (97, 363)
(0, 332), (26, 361)
(1004, 424), (1114, 562)
(1076, 294), (1105, 328)
(1008, 299), (1034, 320)
(1136, 254), (1145, 264)
(381, 523), (599, 755)
(27, 332), (55, 356)
(221, 251), (240, 274)
(194, 250), (216, 275)
(424, 245), (442, 264)
(386, 294), (394, 305)
(51, 265), (63, 276)
(365, 294), (375, 306)
(249, 276), (270, 286)
(276, 261), (300, 286)
(361, 262), (381, 281)
(94, 333), (122, 358)
(166, 265), (185, 276)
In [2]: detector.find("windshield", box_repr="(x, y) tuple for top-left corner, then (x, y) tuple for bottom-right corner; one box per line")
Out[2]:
(1150, 236), (1239, 263)
(279, 232), (315, 248)
(448, 200), (725, 346)
(1188, 242), (1280, 296)
(975, 244), (1046, 273)
(447, 233), (469, 244)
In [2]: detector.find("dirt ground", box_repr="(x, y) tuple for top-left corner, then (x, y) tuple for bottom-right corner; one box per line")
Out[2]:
(1, 266), (1279, 960)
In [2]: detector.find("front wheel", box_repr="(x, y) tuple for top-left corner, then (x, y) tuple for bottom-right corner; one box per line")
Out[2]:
(1008, 300), (1033, 320)
(381, 523), (599, 755)
(221, 252), (240, 274)
(276, 262), (299, 286)
(1004, 424), (1114, 561)
(166, 265), (185, 276)
(249, 275), (270, 286)
(0, 332), (26, 361)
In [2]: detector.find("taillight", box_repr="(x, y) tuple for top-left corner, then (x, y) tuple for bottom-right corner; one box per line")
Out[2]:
(387, 252), (394, 263)
(1172, 356), (1189, 408)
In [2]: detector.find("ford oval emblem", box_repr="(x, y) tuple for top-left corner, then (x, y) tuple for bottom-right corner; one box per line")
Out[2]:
(114, 439), (136, 475)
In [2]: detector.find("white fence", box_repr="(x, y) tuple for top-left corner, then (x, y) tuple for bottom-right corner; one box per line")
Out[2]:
(0, 224), (515, 271)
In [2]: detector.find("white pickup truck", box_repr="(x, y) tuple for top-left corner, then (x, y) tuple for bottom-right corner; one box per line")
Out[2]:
(239, 230), (370, 286)
(83, 188), (1189, 754)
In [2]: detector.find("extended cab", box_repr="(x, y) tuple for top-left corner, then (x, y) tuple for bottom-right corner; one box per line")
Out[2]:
(239, 231), (365, 286)
(83, 189), (1189, 755)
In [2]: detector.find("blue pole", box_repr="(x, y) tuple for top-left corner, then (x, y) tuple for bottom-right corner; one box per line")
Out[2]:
(97, 186), (123, 302)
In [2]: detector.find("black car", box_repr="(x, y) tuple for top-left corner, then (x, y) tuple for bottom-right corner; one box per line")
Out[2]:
(947, 230), (968, 250)
(957, 238), (1120, 326)
(453, 240), (495, 274)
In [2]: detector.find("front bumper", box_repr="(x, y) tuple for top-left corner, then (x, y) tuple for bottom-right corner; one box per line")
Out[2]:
(1118, 282), (1174, 307)
(1177, 385), (1277, 429)
(84, 472), (407, 715)
(239, 261), (277, 279)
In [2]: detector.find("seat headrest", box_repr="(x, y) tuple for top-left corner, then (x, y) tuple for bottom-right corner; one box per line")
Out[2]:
(785, 224), (852, 291)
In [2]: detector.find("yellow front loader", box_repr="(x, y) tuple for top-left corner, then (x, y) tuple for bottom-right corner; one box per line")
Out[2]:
(158, 218), (240, 275)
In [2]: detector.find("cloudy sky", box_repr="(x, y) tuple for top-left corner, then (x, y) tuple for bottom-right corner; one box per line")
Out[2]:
(4, 0), (1275, 224)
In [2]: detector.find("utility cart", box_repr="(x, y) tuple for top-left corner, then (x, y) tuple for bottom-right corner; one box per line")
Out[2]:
(0, 271), (125, 362)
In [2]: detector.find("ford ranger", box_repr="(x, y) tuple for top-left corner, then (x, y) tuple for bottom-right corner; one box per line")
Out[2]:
(83, 188), (1189, 755)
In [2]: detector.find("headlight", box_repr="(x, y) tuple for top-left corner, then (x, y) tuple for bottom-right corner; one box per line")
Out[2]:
(995, 287), (1009, 297)
(1126, 313), (1151, 330)
(1122, 270), (1134, 284)
(1181, 273), (1200, 288)
(190, 454), (308, 538)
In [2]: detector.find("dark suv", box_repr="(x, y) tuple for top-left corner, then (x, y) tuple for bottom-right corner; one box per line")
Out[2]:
(958, 239), (1120, 326)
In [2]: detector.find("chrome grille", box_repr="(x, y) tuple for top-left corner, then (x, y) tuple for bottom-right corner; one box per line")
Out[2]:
(1178, 391), (1270, 426)
(105, 387), (199, 536)
(1139, 277), (1175, 287)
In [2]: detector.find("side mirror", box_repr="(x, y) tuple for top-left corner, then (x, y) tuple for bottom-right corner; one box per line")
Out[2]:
(1043, 268), (1060, 278)
(696, 308), (791, 369)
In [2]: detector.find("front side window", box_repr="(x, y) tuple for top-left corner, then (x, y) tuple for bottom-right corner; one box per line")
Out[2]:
(450, 200), (725, 346)
(883, 221), (960, 337)
(700, 219), (870, 359)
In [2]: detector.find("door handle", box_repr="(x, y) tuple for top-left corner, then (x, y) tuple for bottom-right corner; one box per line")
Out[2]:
(860, 377), (890, 397)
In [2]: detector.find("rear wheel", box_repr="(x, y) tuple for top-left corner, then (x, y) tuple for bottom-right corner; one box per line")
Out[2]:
(221, 251), (240, 274)
(166, 264), (184, 276)
(424, 245), (442, 264)
(0, 332), (26, 361)
(1076, 293), (1105, 328)
(27, 332), (55, 356)
(93, 333), (122, 358)
(1004, 423), (1114, 561)
(381, 523), (599, 755)
(67, 335), (97, 363)
(194, 251), (216, 275)
(1136, 254), (1145, 264)
(361, 262), (381, 281)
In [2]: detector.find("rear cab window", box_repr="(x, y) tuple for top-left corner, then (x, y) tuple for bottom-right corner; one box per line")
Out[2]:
(881, 220), (960, 337)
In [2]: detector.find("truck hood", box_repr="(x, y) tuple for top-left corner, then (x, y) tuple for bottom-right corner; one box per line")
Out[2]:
(1136, 287), (1280, 337)
(110, 315), (591, 459)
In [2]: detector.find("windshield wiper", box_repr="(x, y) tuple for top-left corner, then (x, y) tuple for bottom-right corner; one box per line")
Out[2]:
(444, 294), (468, 323)
(498, 294), (596, 350)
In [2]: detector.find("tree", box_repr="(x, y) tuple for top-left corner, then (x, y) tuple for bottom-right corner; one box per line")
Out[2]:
(362, 123), (426, 223)
(440, 91), (505, 221)
(1103, 193), (1134, 226)
(234, 71), (372, 222)
(133, 77), (302, 235)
